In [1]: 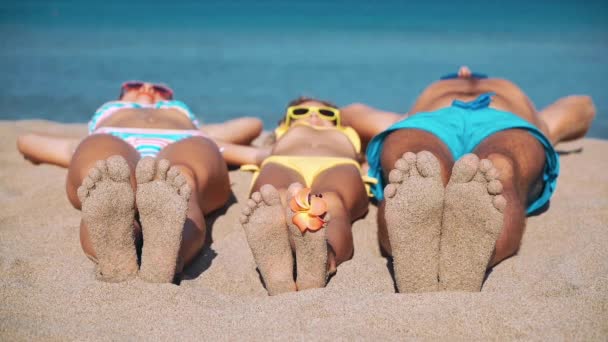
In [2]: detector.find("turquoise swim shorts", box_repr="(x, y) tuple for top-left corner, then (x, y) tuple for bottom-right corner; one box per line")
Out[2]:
(366, 93), (559, 214)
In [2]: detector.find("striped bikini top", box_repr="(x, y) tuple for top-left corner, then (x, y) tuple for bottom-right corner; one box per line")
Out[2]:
(88, 100), (201, 133)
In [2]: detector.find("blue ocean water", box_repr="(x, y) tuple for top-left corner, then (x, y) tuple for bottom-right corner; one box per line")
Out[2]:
(1, 0), (607, 138)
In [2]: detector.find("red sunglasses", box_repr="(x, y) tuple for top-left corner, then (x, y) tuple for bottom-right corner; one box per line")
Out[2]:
(120, 81), (174, 100)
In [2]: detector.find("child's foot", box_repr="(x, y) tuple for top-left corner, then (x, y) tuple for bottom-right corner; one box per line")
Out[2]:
(77, 155), (137, 282)
(136, 158), (191, 283)
(383, 151), (444, 293)
(440, 154), (506, 292)
(240, 184), (295, 295)
(286, 183), (329, 291)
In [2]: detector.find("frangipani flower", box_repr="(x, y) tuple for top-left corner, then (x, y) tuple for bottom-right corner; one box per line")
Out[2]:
(289, 188), (327, 233)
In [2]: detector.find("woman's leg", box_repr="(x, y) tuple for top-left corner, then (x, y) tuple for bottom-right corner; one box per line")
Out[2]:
(151, 137), (230, 276)
(241, 164), (304, 295)
(66, 134), (141, 281)
(310, 164), (369, 268)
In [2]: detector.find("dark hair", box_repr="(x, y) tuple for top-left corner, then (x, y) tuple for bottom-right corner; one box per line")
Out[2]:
(278, 96), (338, 125)
(286, 96), (338, 109)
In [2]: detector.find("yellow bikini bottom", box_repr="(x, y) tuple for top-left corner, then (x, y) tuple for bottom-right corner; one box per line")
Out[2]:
(240, 156), (378, 197)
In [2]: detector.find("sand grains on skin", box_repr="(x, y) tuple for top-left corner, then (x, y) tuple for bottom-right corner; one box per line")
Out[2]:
(286, 182), (329, 291)
(240, 184), (296, 295)
(383, 151), (444, 293)
(439, 154), (506, 292)
(136, 158), (191, 283)
(77, 155), (138, 282)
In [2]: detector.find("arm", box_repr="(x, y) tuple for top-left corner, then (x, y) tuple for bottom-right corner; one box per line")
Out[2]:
(538, 95), (596, 145)
(201, 117), (263, 145)
(340, 103), (404, 145)
(215, 140), (272, 167)
(16, 133), (80, 168)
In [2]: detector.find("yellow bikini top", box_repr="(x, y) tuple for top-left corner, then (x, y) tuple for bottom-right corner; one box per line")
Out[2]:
(274, 121), (362, 154)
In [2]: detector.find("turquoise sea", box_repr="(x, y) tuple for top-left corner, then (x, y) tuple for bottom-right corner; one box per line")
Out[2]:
(1, 0), (607, 138)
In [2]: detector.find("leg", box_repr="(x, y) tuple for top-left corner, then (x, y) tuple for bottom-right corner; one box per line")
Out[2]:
(67, 134), (141, 281)
(287, 164), (369, 290)
(538, 95), (596, 145)
(439, 129), (544, 291)
(240, 164), (304, 295)
(378, 129), (453, 293)
(474, 130), (546, 266)
(136, 137), (230, 282)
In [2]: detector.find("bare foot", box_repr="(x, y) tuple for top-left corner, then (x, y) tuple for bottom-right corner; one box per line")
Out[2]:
(439, 154), (506, 291)
(383, 151), (444, 293)
(286, 183), (329, 291)
(77, 155), (137, 282)
(136, 158), (191, 283)
(240, 184), (295, 295)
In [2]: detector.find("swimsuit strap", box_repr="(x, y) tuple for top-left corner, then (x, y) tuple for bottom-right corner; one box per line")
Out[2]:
(452, 92), (495, 110)
(440, 72), (488, 80)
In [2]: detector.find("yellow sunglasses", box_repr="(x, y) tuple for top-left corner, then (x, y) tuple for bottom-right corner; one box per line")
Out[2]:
(285, 106), (341, 127)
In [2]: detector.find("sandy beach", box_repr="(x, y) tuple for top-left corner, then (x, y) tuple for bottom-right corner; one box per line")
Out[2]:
(1, 120), (607, 340)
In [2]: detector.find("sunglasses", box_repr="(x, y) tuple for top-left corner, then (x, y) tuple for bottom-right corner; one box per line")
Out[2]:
(285, 106), (341, 127)
(120, 81), (174, 100)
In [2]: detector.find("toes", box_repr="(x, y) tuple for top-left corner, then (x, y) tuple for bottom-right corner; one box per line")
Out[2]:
(251, 192), (263, 204)
(402, 152), (416, 164)
(485, 167), (500, 181)
(239, 215), (249, 224)
(493, 195), (507, 213)
(247, 198), (258, 209)
(259, 184), (281, 206)
(323, 212), (331, 224)
(450, 154), (480, 183)
(479, 159), (493, 173)
(82, 174), (96, 190)
(394, 158), (410, 173)
(416, 151), (441, 177)
(487, 180), (503, 195)
(241, 205), (253, 216)
(384, 183), (397, 198)
(178, 183), (191, 201)
(287, 182), (304, 197)
(157, 159), (170, 180)
(106, 155), (131, 182)
(136, 157), (156, 184)
(167, 166), (180, 183)
(95, 160), (108, 178)
(388, 169), (405, 184)
(88, 167), (102, 182)
(77, 185), (88, 203)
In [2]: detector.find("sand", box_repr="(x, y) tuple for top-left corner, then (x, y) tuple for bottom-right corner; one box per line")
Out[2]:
(1, 119), (607, 340)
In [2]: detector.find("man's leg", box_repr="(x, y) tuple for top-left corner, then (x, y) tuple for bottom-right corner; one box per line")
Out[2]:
(439, 129), (545, 291)
(379, 129), (454, 293)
